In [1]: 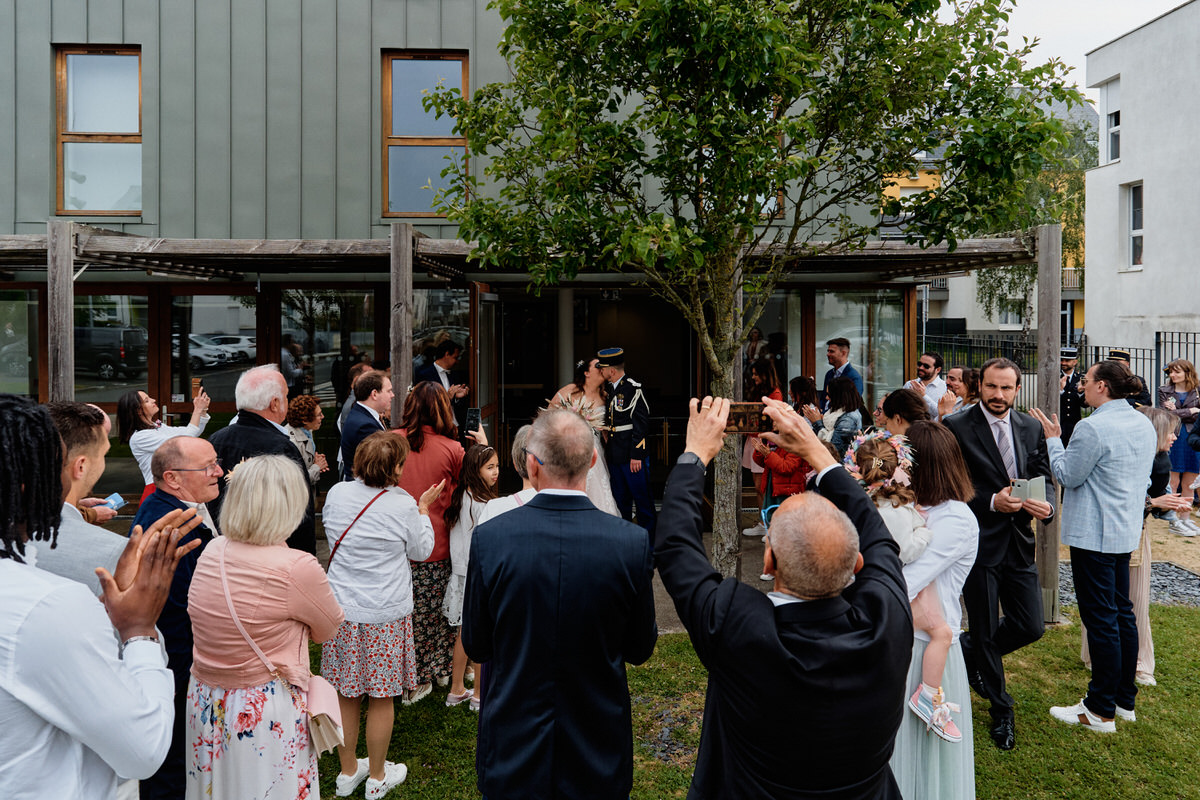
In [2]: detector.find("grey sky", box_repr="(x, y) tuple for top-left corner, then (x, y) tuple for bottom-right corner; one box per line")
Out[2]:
(944, 0), (1188, 103)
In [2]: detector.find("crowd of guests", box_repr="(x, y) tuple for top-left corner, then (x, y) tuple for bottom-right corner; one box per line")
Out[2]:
(1, 336), (1195, 800)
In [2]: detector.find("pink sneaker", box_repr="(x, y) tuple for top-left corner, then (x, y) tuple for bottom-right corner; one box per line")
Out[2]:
(908, 687), (963, 743)
(445, 688), (473, 707)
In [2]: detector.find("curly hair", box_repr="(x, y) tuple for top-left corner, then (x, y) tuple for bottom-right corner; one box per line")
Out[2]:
(285, 395), (321, 428)
(0, 395), (64, 561)
(853, 437), (915, 508)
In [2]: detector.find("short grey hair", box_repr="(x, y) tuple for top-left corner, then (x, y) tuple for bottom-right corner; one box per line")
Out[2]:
(219, 455), (307, 546)
(527, 408), (594, 482)
(511, 424), (533, 480)
(769, 494), (859, 598)
(151, 435), (190, 483)
(235, 365), (286, 412)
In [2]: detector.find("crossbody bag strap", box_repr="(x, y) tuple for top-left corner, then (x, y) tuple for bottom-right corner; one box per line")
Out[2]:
(328, 489), (389, 566)
(217, 538), (276, 674)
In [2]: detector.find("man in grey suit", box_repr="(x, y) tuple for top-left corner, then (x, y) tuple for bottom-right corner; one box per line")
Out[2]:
(40, 402), (126, 595)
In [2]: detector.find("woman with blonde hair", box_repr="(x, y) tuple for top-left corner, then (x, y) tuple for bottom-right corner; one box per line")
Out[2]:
(186, 455), (344, 799)
(322, 432), (441, 798)
(1157, 358), (1200, 534)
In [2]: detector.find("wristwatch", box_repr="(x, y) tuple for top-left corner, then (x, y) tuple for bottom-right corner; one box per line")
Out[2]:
(676, 452), (706, 470)
(119, 634), (160, 659)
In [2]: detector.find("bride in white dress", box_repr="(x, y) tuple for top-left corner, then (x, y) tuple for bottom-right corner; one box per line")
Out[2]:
(552, 357), (620, 516)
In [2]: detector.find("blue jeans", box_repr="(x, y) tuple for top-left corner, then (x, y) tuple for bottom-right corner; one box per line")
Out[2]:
(1070, 547), (1138, 718)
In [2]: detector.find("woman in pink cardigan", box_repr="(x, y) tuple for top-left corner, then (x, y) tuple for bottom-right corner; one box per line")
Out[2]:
(186, 455), (344, 799)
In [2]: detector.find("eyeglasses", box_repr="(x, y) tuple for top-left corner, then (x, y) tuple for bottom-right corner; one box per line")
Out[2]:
(761, 503), (781, 527)
(168, 459), (223, 476)
(523, 448), (543, 466)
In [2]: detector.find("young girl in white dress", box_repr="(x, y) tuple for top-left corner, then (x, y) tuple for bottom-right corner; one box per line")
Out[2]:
(552, 358), (620, 516)
(847, 432), (962, 743)
(442, 444), (500, 710)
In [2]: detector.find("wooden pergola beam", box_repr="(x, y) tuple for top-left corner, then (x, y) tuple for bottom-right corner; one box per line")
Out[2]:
(47, 220), (74, 401)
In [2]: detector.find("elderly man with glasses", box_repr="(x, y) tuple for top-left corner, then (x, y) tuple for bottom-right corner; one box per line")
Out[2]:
(128, 435), (223, 800)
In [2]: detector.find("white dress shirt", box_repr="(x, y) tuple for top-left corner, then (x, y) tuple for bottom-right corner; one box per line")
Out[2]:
(478, 488), (538, 524)
(435, 363), (452, 390)
(0, 559), (174, 799)
(129, 417), (210, 485)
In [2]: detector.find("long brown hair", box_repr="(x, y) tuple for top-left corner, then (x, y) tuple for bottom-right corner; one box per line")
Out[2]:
(906, 421), (975, 506)
(445, 444), (500, 530)
(399, 381), (459, 452)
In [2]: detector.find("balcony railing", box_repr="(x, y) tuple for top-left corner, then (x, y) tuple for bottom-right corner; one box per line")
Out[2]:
(1062, 268), (1083, 291)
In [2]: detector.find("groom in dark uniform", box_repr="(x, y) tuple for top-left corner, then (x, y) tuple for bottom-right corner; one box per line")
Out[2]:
(597, 347), (656, 535)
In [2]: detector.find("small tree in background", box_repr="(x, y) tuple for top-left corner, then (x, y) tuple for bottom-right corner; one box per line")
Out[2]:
(427, 0), (1082, 576)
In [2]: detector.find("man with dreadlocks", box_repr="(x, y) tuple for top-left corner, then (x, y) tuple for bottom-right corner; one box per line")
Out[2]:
(0, 394), (204, 799)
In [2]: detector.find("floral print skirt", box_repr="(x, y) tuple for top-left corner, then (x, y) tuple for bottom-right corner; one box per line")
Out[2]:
(321, 616), (418, 699)
(410, 558), (456, 685)
(185, 676), (316, 800)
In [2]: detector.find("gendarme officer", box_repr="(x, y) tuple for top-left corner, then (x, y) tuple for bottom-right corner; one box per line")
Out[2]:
(597, 347), (656, 535)
(1059, 346), (1083, 446)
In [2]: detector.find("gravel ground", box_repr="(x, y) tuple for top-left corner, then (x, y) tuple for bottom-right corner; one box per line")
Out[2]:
(1057, 561), (1200, 607)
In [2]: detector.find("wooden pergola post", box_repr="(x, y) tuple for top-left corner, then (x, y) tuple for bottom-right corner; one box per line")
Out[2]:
(1035, 223), (1063, 624)
(390, 222), (414, 422)
(47, 220), (75, 401)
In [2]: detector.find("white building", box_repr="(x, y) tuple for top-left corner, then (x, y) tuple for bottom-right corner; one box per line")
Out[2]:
(1085, 0), (1200, 349)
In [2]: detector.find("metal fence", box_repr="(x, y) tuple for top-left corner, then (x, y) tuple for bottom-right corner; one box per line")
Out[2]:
(917, 331), (1200, 413)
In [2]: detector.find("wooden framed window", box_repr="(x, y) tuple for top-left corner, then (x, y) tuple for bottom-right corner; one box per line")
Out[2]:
(383, 51), (468, 217)
(55, 46), (142, 215)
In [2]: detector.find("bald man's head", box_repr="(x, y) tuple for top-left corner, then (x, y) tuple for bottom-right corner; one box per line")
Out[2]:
(767, 492), (860, 599)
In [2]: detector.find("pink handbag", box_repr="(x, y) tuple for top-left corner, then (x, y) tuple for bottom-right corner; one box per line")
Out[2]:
(218, 539), (344, 754)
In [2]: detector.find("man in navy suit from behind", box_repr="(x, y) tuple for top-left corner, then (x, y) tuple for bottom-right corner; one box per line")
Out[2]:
(463, 408), (657, 800)
(340, 370), (392, 480)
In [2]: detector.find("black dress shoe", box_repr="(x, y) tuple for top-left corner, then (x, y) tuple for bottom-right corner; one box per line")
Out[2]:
(989, 718), (1016, 751)
(960, 635), (987, 697)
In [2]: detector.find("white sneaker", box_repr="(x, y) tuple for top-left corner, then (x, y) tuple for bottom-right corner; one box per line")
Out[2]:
(402, 682), (432, 705)
(335, 758), (369, 797)
(1050, 700), (1116, 733)
(759, 573), (773, 582)
(1115, 705), (1136, 722)
(1183, 518), (1200, 534)
(1135, 671), (1157, 687)
(1189, 475), (1200, 491)
(741, 523), (766, 538)
(365, 762), (408, 800)
(1168, 520), (1197, 537)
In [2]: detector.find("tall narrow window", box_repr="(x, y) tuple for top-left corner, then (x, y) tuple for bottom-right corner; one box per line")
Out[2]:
(1107, 111), (1121, 161)
(56, 47), (142, 214)
(1129, 183), (1143, 267)
(383, 51), (468, 217)
(1101, 78), (1120, 164)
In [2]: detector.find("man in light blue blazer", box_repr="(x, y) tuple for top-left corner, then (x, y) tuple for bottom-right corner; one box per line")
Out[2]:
(1032, 359), (1156, 734)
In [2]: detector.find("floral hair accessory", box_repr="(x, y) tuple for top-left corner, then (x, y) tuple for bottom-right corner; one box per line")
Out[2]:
(575, 359), (586, 370)
(842, 430), (916, 492)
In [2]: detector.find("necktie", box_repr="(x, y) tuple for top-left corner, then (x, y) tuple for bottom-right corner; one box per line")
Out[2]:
(995, 419), (1017, 480)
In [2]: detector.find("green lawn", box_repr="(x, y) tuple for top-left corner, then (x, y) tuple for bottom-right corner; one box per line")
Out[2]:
(316, 605), (1200, 799)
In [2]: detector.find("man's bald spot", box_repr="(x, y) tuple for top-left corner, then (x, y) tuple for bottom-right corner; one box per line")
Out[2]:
(151, 436), (215, 484)
(769, 492), (860, 598)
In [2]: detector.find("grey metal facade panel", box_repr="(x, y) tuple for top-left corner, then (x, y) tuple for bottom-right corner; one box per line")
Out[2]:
(125, 0), (159, 228)
(229, 0), (268, 237)
(2, 0), (505, 238)
(14, 1), (51, 227)
(300, 0), (338, 239)
(0, 3), (16, 232)
(159, 0), (197, 237)
(264, 0), (302, 238)
(335, 0), (373, 239)
(50, 0), (89, 43)
(195, 0), (233, 238)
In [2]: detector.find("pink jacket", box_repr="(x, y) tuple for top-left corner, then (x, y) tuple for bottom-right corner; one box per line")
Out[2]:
(188, 539), (343, 691)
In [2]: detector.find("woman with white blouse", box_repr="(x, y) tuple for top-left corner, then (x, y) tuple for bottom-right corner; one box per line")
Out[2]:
(889, 420), (980, 800)
(118, 388), (211, 501)
(320, 432), (440, 798)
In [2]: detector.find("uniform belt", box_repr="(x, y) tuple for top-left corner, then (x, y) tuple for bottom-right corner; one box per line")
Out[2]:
(613, 424), (633, 432)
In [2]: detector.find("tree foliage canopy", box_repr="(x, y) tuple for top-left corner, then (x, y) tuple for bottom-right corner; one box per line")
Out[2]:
(427, 0), (1082, 379)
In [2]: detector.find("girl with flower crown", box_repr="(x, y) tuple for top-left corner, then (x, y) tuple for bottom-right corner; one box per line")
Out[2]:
(847, 432), (962, 744)
(551, 358), (620, 515)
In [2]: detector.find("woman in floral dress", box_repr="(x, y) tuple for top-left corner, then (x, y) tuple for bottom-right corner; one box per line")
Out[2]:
(185, 455), (344, 800)
(553, 357), (620, 515)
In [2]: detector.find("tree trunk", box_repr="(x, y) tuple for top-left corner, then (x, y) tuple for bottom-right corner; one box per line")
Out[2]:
(709, 366), (741, 578)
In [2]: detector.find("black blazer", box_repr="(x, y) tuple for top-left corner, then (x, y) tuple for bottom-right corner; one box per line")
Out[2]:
(943, 405), (1055, 568)
(462, 492), (657, 800)
(414, 366), (469, 433)
(340, 403), (384, 480)
(208, 411), (316, 554)
(655, 462), (911, 800)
